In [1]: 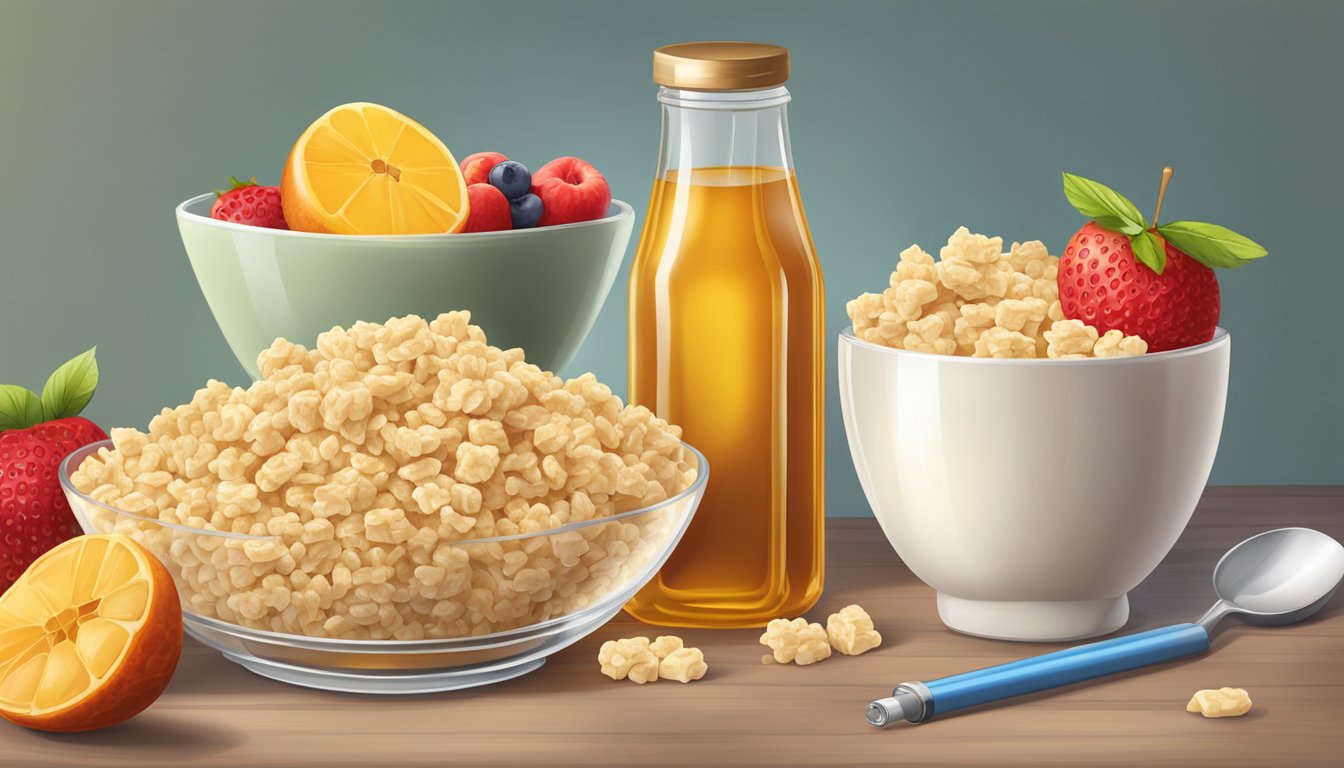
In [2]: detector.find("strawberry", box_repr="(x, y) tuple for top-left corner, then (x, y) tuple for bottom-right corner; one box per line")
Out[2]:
(1059, 169), (1267, 352)
(210, 176), (289, 229)
(0, 348), (108, 592)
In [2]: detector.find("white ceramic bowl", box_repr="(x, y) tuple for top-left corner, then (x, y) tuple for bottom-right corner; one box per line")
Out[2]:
(838, 327), (1230, 641)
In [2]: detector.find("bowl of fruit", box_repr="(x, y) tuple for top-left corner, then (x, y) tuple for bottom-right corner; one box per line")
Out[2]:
(177, 102), (633, 380)
(839, 169), (1266, 642)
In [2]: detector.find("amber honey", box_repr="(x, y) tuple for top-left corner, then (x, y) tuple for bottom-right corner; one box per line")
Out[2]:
(626, 166), (825, 627)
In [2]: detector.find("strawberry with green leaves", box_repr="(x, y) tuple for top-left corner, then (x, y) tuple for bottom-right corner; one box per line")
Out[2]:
(210, 176), (288, 230)
(0, 348), (108, 591)
(1059, 169), (1267, 352)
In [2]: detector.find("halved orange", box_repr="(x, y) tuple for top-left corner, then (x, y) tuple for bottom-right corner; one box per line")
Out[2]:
(0, 534), (182, 732)
(281, 102), (469, 235)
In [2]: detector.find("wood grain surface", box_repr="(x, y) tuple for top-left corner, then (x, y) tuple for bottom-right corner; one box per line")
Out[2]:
(2, 487), (1341, 767)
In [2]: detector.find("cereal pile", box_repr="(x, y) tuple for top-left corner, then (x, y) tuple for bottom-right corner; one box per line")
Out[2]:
(598, 635), (708, 684)
(847, 227), (1148, 359)
(70, 312), (698, 640)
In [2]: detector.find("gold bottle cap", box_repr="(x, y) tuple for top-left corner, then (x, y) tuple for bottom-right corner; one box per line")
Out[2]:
(653, 42), (790, 91)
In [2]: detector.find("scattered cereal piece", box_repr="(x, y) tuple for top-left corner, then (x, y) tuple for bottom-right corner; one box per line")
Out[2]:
(650, 635), (684, 659)
(825, 604), (882, 656)
(760, 617), (832, 665)
(659, 647), (708, 683)
(1186, 687), (1252, 718)
(598, 637), (660, 684)
(846, 228), (1149, 358)
(600, 635), (707, 683)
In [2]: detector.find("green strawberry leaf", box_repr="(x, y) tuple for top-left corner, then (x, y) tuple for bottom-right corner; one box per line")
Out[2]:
(0, 385), (44, 431)
(1130, 230), (1167, 275)
(215, 176), (259, 197)
(1158, 221), (1268, 269)
(1062, 172), (1147, 235)
(40, 346), (99, 421)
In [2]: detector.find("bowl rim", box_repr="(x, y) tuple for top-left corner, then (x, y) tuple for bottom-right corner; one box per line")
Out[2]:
(840, 325), (1229, 365)
(58, 440), (708, 648)
(176, 192), (634, 242)
(59, 440), (708, 545)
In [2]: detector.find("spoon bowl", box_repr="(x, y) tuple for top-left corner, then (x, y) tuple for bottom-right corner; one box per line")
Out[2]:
(1212, 527), (1344, 626)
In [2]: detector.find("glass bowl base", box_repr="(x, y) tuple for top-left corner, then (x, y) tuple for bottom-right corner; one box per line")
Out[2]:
(217, 648), (546, 694)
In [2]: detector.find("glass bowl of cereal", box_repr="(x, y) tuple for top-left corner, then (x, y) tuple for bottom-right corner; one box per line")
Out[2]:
(60, 439), (706, 693)
(176, 194), (635, 380)
(839, 227), (1231, 643)
(57, 311), (705, 693)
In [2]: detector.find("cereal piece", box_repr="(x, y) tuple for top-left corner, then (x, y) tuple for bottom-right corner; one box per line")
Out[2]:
(598, 637), (660, 684)
(954, 302), (997, 355)
(993, 297), (1048, 334)
(894, 244), (938, 283)
(659, 647), (708, 683)
(893, 279), (938, 321)
(69, 312), (698, 640)
(760, 617), (832, 665)
(974, 327), (1037, 359)
(1092, 329), (1149, 358)
(649, 635), (683, 659)
(938, 227), (1009, 300)
(825, 604), (882, 656)
(1045, 319), (1099, 358)
(1186, 687), (1252, 718)
(902, 315), (956, 356)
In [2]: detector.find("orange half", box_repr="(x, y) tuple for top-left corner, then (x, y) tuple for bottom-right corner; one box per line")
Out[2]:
(0, 534), (182, 732)
(281, 102), (469, 235)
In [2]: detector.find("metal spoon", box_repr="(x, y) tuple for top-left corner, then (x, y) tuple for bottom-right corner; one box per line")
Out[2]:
(866, 527), (1344, 727)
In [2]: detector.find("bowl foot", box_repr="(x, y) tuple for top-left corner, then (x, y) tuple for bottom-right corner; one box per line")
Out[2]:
(936, 593), (1128, 642)
(219, 651), (546, 694)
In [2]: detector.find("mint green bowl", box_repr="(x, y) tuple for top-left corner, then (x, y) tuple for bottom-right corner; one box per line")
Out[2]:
(176, 193), (634, 379)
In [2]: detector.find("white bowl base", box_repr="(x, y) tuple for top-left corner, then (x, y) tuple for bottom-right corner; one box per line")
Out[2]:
(936, 593), (1129, 642)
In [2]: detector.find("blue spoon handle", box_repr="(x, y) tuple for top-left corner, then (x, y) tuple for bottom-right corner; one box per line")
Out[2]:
(892, 623), (1210, 722)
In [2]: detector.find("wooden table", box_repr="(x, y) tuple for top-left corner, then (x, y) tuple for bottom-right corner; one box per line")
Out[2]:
(4, 487), (1341, 767)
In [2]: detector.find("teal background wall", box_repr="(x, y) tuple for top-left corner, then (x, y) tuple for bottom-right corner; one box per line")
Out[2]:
(1, 0), (1339, 515)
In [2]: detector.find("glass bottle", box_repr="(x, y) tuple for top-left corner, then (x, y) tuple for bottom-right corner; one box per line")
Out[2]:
(626, 42), (825, 627)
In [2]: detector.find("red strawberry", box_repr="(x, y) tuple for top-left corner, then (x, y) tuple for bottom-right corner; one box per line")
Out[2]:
(1059, 169), (1266, 352)
(1, 348), (108, 592)
(210, 176), (288, 229)
(462, 183), (512, 233)
(460, 152), (509, 187)
(1059, 222), (1220, 352)
(531, 156), (611, 226)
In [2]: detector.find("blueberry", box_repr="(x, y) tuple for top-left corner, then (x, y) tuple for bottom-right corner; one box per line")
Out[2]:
(488, 160), (532, 200)
(510, 193), (544, 229)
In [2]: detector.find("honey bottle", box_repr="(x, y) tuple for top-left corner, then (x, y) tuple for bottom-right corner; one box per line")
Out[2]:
(626, 43), (825, 627)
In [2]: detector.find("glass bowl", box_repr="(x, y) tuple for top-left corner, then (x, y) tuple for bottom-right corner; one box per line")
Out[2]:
(59, 440), (707, 694)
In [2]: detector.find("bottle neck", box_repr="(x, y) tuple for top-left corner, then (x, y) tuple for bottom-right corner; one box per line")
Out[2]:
(654, 86), (795, 180)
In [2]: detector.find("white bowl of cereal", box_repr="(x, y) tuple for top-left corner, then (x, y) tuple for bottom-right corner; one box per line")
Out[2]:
(59, 311), (706, 693)
(839, 228), (1230, 642)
